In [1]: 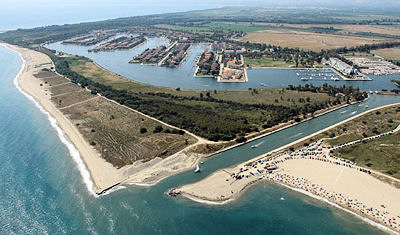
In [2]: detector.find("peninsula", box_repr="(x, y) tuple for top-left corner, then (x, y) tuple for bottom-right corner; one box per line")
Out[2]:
(1, 7), (400, 233)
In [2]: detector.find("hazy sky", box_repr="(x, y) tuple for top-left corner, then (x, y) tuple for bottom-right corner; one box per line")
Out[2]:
(2, 0), (400, 8)
(1, 0), (399, 30)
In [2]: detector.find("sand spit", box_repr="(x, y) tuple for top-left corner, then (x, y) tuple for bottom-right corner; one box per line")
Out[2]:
(175, 113), (400, 233)
(2, 43), (205, 195)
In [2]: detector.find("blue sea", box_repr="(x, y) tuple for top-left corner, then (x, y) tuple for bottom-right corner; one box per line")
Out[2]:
(1, 44), (399, 234)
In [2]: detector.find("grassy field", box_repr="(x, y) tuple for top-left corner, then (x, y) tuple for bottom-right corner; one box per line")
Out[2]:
(372, 47), (400, 61)
(333, 133), (400, 178)
(260, 23), (400, 37)
(326, 105), (400, 146)
(240, 29), (393, 51)
(70, 57), (331, 108)
(277, 104), (400, 179)
(35, 71), (196, 168)
(244, 57), (295, 68)
(60, 55), (351, 141)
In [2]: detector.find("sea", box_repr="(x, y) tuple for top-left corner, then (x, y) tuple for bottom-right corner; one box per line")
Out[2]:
(3, 44), (400, 234)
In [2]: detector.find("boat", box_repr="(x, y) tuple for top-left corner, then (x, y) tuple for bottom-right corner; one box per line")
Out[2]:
(300, 77), (308, 81)
(260, 83), (267, 87)
(194, 164), (200, 173)
(251, 145), (257, 148)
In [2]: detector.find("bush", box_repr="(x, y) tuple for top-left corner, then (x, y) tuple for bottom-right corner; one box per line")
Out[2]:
(140, 127), (147, 134)
(362, 133), (368, 137)
(236, 136), (247, 143)
(153, 125), (163, 133)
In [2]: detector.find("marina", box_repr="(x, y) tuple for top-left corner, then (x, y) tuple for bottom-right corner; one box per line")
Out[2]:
(46, 40), (399, 91)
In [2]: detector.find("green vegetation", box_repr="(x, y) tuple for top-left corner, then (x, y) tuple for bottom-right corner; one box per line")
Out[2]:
(277, 105), (400, 179)
(333, 133), (400, 179)
(244, 57), (294, 68)
(203, 22), (270, 33)
(40, 49), (362, 142)
(326, 106), (400, 146)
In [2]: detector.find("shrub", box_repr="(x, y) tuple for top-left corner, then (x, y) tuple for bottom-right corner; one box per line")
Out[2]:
(236, 136), (247, 143)
(153, 125), (163, 133)
(140, 127), (147, 134)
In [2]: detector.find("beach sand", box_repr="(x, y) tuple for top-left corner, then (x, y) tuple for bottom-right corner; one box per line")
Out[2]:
(3, 43), (206, 194)
(176, 112), (400, 233)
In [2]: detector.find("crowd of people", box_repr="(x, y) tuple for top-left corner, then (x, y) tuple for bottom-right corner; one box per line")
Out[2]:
(225, 135), (400, 232)
(266, 172), (399, 230)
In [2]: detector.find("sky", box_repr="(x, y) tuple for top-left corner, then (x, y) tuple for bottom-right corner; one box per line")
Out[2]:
(1, 0), (400, 30)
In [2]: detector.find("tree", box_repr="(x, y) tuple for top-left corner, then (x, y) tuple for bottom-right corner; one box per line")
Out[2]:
(140, 127), (147, 134)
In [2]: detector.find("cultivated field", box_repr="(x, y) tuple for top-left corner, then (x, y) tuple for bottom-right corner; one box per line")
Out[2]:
(240, 29), (392, 51)
(372, 47), (400, 61)
(263, 23), (400, 37)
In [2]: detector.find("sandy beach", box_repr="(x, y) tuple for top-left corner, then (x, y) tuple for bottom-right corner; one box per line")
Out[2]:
(175, 108), (400, 233)
(3, 43), (209, 195)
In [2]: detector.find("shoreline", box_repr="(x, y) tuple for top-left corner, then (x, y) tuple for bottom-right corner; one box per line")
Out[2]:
(1, 43), (101, 196)
(10, 43), (212, 195)
(177, 101), (400, 201)
(2, 43), (107, 195)
(175, 102), (400, 233)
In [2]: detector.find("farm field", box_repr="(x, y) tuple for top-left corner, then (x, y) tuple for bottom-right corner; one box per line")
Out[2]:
(240, 29), (394, 51)
(372, 47), (400, 61)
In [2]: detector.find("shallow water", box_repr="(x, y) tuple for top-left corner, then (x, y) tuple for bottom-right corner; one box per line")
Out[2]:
(2, 45), (398, 234)
(46, 40), (400, 91)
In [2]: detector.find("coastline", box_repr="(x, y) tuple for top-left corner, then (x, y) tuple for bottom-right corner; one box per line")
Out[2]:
(3, 43), (212, 195)
(1, 43), (125, 195)
(2, 43), (102, 195)
(175, 102), (400, 233)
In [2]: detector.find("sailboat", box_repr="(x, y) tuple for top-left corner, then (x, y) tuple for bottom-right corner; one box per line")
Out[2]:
(194, 164), (200, 173)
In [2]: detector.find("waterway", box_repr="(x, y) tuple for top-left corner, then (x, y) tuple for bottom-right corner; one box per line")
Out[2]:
(2, 44), (400, 234)
(46, 39), (400, 91)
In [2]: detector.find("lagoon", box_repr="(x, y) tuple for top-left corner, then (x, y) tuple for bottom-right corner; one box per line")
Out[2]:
(46, 39), (400, 91)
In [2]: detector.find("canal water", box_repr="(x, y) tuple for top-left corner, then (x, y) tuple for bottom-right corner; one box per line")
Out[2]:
(46, 39), (400, 91)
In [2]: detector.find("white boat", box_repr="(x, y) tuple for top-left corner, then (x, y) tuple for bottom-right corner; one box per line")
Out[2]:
(251, 145), (256, 148)
(300, 77), (308, 81)
(195, 164), (200, 173)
